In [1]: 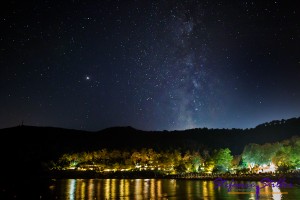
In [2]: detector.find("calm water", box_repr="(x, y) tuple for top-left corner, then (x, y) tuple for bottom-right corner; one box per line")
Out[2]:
(2, 179), (299, 199)
(45, 179), (299, 200)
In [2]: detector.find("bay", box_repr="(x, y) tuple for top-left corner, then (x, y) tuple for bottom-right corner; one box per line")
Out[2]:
(43, 179), (299, 200)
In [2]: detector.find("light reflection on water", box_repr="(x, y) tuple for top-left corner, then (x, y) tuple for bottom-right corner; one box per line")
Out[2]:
(49, 179), (299, 200)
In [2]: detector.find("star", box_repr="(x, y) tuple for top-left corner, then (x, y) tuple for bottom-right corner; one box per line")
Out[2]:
(0, 0), (299, 131)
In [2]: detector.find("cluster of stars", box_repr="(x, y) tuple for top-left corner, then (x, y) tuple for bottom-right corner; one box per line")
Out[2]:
(0, 0), (299, 130)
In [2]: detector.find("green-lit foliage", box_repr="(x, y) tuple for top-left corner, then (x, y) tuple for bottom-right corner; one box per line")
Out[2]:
(242, 143), (261, 166)
(242, 142), (281, 166)
(212, 148), (233, 172)
(273, 136), (300, 169)
(52, 136), (300, 174)
(191, 151), (202, 172)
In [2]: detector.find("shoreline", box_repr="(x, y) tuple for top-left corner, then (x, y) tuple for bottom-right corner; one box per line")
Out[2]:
(44, 170), (300, 185)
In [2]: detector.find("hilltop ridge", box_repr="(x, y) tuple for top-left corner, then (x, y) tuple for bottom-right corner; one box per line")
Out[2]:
(1, 117), (300, 178)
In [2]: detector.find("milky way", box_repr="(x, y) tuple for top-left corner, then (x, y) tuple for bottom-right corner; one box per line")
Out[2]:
(1, 1), (299, 131)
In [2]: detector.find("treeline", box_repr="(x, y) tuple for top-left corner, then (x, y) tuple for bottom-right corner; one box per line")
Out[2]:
(2, 118), (300, 179)
(51, 136), (300, 174)
(242, 136), (300, 171)
(50, 148), (233, 174)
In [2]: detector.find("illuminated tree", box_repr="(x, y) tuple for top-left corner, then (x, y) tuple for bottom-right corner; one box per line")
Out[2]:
(204, 158), (215, 173)
(259, 143), (281, 165)
(190, 151), (202, 172)
(242, 143), (261, 167)
(147, 148), (160, 167)
(273, 136), (300, 169)
(58, 153), (72, 167)
(140, 148), (150, 165)
(131, 151), (141, 166)
(273, 146), (291, 167)
(231, 155), (241, 172)
(290, 137), (300, 168)
(213, 148), (233, 172)
(158, 151), (173, 170)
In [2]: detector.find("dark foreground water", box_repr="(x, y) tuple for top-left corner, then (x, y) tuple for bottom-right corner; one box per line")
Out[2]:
(1, 179), (300, 199)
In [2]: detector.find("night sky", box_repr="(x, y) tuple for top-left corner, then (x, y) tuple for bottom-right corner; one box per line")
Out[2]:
(1, 1), (299, 131)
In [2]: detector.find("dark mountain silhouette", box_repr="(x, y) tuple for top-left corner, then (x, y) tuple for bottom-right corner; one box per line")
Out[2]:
(0, 117), (300, 178)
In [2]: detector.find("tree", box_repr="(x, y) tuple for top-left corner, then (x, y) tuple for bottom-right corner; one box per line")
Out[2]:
(259, 143), (281, 165)
(213, 148), (233, 172)
(204, 158), (215, 173)
(190, 151), (202, 172)
(147, 149), (159, 167)
(131, 151), (142, 166)
(175, 161), (187, 174)
(242, 143), (261, 168)
(231, 155), (241, 168)
(273, 137), (300, 169)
